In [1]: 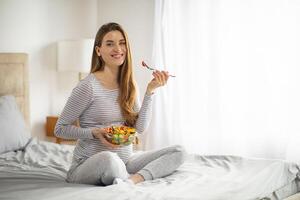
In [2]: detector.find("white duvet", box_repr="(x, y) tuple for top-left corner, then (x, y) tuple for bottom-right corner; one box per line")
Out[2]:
(0, 139), (299, 200)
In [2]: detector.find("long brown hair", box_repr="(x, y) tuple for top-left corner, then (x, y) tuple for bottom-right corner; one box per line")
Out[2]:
(91, 22), (138, 126)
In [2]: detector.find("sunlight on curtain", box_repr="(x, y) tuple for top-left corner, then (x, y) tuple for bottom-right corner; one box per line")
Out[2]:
(144, 0), (300, 161)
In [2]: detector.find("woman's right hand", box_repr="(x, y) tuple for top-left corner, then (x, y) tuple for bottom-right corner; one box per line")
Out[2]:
(92, 128), (121, 149)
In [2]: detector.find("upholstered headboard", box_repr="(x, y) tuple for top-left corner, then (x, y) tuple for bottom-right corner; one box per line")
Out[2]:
(0, 53), (30, 127)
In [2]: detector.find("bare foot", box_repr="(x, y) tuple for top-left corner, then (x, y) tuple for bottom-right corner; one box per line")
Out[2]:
(128, 174), (145, 184)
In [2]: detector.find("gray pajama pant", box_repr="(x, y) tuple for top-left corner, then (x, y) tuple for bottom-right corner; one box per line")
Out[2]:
(66, 145), (186, 186)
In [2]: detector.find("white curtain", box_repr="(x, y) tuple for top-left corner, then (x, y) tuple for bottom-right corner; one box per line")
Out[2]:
(143, 0), (300, 161)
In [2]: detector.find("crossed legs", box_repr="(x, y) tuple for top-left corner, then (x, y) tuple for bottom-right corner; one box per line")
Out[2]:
(67, 145), (186, 186)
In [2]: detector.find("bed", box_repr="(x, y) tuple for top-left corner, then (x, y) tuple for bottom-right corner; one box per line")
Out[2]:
(0, 53), (300, 200)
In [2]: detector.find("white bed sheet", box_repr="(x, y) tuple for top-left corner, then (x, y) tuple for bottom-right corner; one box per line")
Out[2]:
(0, 139), (299, 200)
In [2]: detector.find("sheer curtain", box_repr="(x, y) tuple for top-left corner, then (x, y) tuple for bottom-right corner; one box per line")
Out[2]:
(143, 0), (300, 161)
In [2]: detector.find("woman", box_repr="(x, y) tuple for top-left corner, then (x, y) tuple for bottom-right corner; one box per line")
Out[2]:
(55, 22), (186, 186)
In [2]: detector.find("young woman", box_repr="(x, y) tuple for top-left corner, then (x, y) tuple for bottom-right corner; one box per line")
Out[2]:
(55, 22), (186, 186)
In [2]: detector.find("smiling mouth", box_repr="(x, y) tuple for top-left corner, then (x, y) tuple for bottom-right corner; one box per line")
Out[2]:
(111, 54), (123, 59)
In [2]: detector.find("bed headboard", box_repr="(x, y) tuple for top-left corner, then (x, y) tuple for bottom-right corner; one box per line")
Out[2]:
(0, 53), (30, 127)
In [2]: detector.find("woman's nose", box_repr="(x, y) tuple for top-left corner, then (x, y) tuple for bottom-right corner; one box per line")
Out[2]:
(114, 44), (122, 52)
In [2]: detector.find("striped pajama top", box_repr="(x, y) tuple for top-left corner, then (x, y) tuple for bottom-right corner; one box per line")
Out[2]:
(54, 73), (153, 163)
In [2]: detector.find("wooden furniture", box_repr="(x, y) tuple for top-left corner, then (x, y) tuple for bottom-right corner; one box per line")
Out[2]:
(46, 116), (76, 144)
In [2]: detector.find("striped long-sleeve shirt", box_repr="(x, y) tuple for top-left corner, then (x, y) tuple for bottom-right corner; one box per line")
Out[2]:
(54, 73), (153, 163)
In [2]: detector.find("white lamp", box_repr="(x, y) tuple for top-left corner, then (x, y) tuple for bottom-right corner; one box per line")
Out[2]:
(57, 39), (94, 80)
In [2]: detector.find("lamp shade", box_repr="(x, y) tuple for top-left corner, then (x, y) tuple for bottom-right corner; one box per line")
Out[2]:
(57, 39), (94, 73)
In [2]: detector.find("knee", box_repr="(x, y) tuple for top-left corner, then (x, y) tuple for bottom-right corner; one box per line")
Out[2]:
(96, 151), (124, 171)
(172, 145), (187, 165)
(96, 151), (119, 163)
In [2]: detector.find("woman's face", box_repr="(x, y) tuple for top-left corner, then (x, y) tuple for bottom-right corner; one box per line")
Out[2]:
(96, 30), (127, 68)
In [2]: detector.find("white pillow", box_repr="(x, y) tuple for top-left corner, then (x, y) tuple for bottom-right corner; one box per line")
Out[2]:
(0, 95), (31, 154)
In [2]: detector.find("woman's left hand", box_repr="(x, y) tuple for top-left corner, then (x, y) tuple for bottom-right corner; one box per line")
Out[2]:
(146, 70), (170, 95)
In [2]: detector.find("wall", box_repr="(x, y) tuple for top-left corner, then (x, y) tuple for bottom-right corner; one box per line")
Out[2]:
(0, 0), (154, 141)
(0, 0), (97, 139)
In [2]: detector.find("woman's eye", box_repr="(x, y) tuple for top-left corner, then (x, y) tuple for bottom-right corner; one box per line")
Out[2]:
(106, 43), (113, 47)
(120, 42), (126, 46)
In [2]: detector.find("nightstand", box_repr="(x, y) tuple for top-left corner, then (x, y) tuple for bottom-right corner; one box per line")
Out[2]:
(45, 116), (77, 144)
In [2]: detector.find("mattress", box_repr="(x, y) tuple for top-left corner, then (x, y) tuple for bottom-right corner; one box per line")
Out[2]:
(0, 139), (299, 200)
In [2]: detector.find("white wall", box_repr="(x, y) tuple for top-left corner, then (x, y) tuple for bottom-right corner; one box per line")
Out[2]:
(0, 0), (97, 139)
(0, 0), (154, 140)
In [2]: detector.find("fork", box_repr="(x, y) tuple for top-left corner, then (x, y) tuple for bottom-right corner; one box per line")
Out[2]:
(141, 61), (176, 77)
